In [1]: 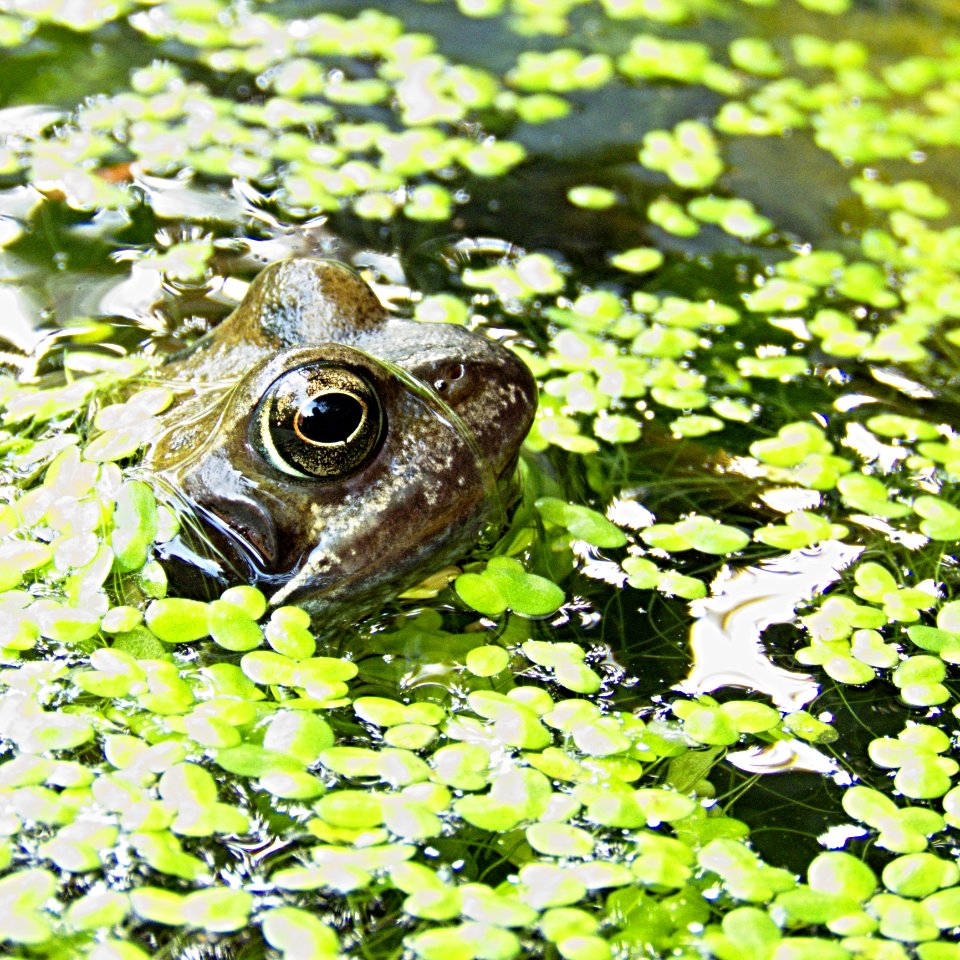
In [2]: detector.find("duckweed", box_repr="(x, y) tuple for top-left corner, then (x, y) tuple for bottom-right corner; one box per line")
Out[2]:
(608, 246), (664, 273)
(455, 556), (565, 618)
(639, 120), (724, 190)
(2, 0), (960, 956)
(687, 195), (774, 240)
(567, 186), (618, 210)
(535, 497), (626, 548)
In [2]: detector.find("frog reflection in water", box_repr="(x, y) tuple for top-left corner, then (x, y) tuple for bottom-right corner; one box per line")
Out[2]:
(145, 258), (537, 616)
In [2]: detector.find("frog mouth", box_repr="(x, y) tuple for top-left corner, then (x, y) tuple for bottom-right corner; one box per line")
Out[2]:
(151, 498), (275, 593)
(264, 455), (527, 614)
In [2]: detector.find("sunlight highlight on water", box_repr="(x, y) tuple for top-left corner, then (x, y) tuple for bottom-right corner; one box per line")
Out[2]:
(678, 540), (864, 712)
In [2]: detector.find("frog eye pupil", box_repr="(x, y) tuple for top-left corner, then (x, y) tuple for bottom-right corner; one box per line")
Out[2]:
(295, 393), (365, 445)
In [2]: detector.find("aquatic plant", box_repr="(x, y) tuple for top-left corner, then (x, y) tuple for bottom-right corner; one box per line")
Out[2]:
(0, 0), (960, 957)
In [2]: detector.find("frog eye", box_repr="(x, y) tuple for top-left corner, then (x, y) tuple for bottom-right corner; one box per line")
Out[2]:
(254, 364), (383, 479)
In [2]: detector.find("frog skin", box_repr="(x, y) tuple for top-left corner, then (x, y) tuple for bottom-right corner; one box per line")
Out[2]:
(143, 257), (537, 616)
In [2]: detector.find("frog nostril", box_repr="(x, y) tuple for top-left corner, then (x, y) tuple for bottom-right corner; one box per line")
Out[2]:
(433, 362), (466, 394)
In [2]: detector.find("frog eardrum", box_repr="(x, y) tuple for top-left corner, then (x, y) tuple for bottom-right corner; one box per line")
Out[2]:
(144, 258), (537, 617)
(254, 363), (383, 480)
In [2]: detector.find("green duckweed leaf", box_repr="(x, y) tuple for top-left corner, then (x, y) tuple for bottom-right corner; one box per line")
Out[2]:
(456, 557), (564, 618)
(750, 422), (832, 467)
(431, 743), (490, 791)
(866, 416), (941, 442)
(730, 37), (783, 75)
(593, 414), (642, 444)
(415, 294), (470, 326)
(609, 247), (664, 273)
(455, 572), (507, 617)
(721, 906), (782, 953)
(883, 854), (960, 898)
(264, 711), (335, 764)
(261, 906), (340, 959)
(219, 585), (267, 621)
(808, 851), (877, 900)
(207, 598), (264, 652)
(180, 887), (253, 932)
(519, 863), (588, 910)
(540, 907), (599, 942)
(670, 414), (725, 437)
(870, 893), (939, 942)
(258, 771), (326, 800)
(145, 598), (210, 644)
(838, 474), (912, 518)
(923, 888), (960, 930)
(688, 195), (773, 239)
(455, 766), (551, 831)
(742, 278), (814, 313)
(64, 890), (130, 932)
(100, 605), (143, 634)
(466, 645), (510, 677)
(754, 511), (848, 550)
(526, 822), (596, 857)
(110, 480), (157, 572)
(467, 691), (552, 750)
(315, 790), (384, 829)
(239, 651), (297, 687)
(409, 922), (521, 960)
(567, 185), (618, 209)
(698, 839), (796, 902)
(639, 121), (723, 189)
(535, 497), (626, 548)
(131, 832), (204, 880)
(672, 700), (739, 746)
(213, 745), (303, 779)
(850, 629), (900, 669)
(843, 786), (946, 853)
(914, 496), (960, 540)
(129, 887), (186, 927)
(648, 196), (699, 236)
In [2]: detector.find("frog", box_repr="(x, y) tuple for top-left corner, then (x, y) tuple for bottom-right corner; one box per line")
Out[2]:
(143, 257), (538, 617)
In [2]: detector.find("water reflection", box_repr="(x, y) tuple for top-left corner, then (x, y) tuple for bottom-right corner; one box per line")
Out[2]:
(678, 539), (863, 711)
(728, 738), (838, 776)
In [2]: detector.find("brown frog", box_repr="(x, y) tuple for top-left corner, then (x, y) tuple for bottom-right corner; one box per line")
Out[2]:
(145, 257), (537, 615)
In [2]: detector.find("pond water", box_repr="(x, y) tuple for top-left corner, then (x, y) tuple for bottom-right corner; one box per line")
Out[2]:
(1, 0), (960, 958)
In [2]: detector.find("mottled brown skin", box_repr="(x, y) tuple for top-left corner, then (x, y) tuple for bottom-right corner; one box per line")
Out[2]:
(144, 258), (537, 615)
